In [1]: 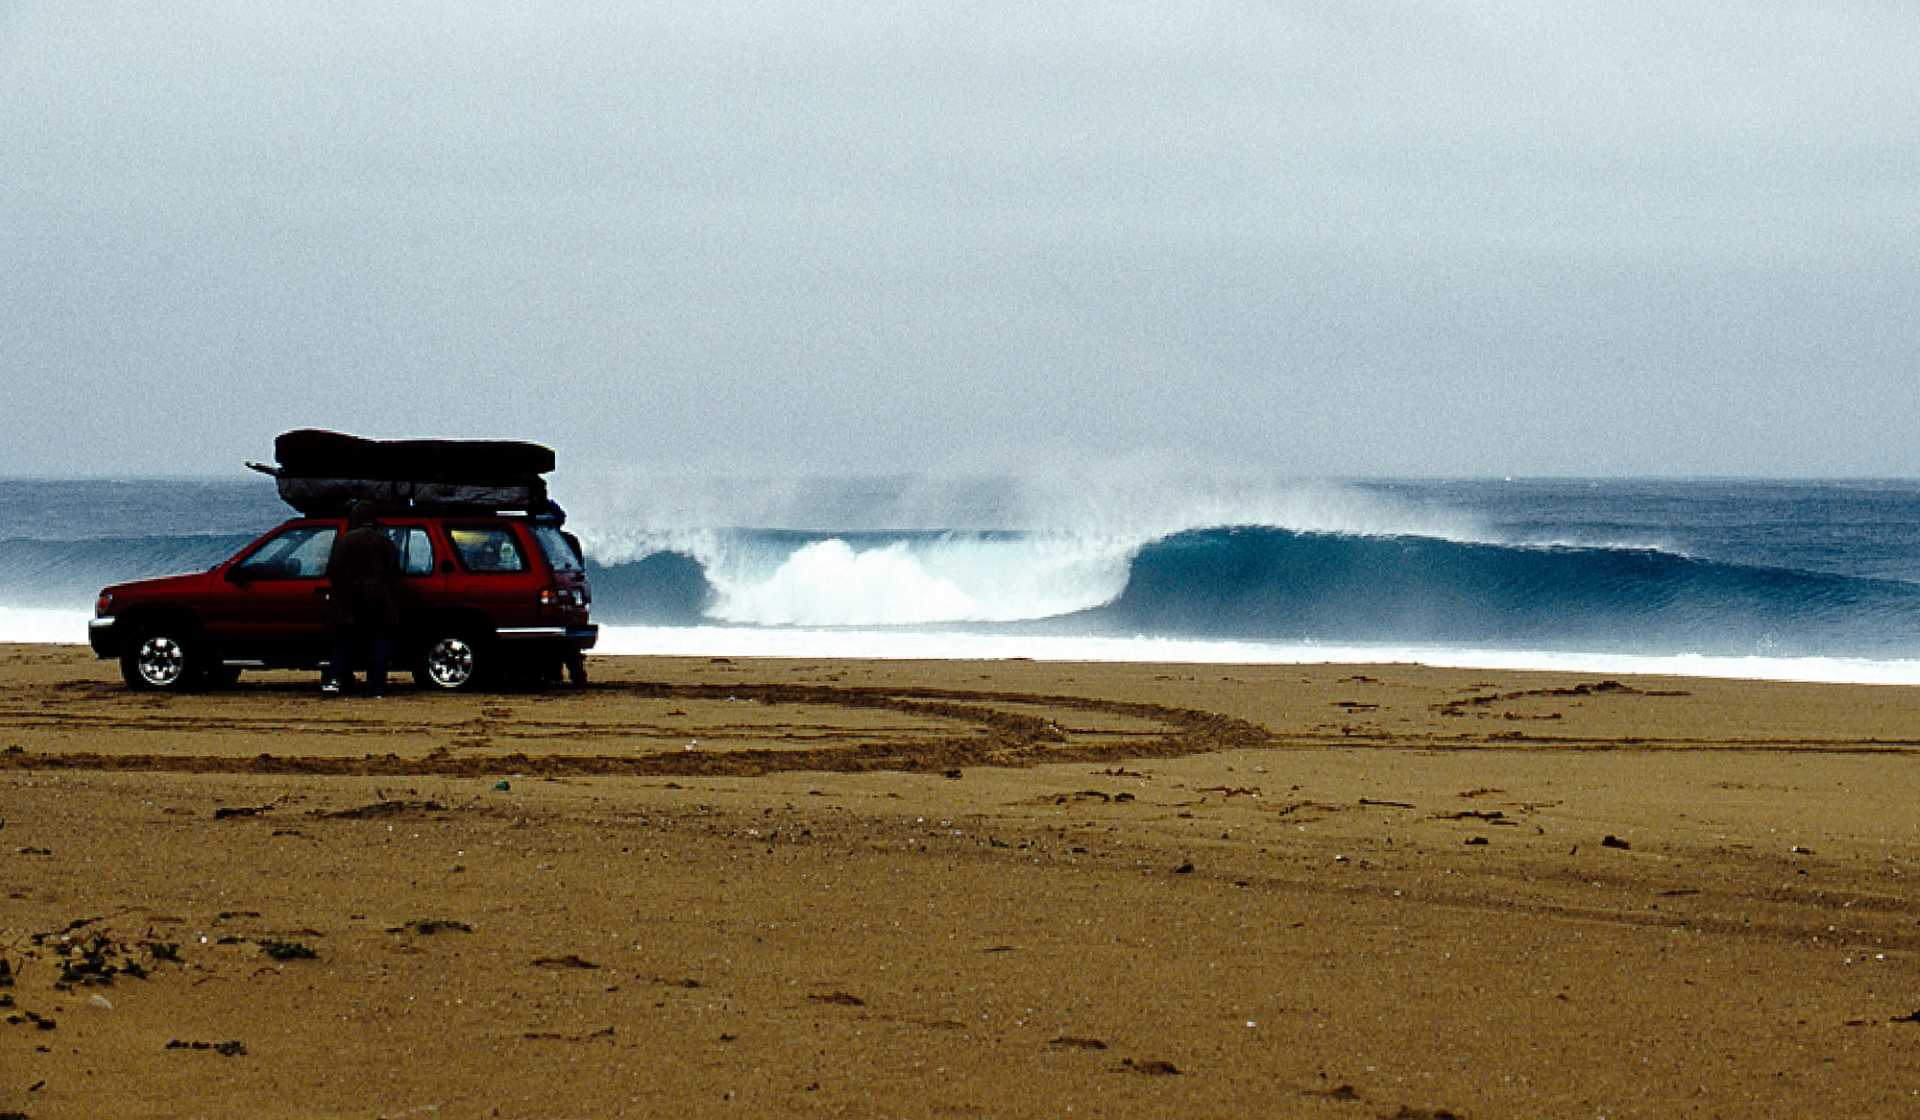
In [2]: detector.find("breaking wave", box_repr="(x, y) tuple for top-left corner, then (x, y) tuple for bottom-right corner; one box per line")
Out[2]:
(575, 524), (1920, 659)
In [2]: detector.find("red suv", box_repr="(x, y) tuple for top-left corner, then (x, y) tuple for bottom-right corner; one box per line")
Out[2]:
(90, 512), (596, 691)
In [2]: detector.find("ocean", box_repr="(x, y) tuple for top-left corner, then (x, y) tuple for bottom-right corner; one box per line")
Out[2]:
(5, 476), (1920, 684)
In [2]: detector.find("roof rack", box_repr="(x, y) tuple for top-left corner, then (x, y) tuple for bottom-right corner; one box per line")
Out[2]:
(247, 465), (550, 517)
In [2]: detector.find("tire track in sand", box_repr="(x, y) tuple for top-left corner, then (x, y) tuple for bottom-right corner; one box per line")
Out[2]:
(0, 679), (1276, 778)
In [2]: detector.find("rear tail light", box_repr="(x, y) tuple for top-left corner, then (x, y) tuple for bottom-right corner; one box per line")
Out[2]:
(539, 586), (586, 613)
(96, 592), (114, 617)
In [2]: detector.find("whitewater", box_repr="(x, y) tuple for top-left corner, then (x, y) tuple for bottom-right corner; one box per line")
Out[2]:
(5, 475), (1920, 685)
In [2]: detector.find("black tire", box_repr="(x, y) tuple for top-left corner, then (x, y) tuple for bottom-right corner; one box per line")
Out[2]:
(414, 632), (488, 691)
(120, 625), (206, 692)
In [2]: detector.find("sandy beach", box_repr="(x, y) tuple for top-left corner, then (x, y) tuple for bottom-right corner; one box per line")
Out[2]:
(5, 642), (1920, 1119)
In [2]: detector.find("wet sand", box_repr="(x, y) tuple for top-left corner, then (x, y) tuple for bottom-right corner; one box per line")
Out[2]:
(4, 642), (1920, 1119)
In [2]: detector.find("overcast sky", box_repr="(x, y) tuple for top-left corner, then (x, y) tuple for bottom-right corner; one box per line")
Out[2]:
(3, 2), (1916, 479)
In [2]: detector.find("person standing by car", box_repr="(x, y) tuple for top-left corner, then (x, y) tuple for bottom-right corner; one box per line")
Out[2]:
(324, 501), (401, 696)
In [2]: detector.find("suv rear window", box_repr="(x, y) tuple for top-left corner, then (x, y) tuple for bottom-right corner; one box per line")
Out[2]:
(532, 525), (584, 573)
(449, 526), (527, 573)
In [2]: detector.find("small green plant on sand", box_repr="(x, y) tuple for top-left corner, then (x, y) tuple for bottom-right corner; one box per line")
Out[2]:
(259, 940), (318, 961)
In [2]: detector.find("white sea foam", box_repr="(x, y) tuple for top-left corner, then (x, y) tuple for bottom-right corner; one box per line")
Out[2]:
(705, 534), (1135, 626)
(591, 624), (1920, 686)
(0, 607), (93, 647)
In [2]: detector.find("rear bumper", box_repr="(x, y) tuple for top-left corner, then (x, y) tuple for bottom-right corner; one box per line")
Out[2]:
(496, 624), (598, 651)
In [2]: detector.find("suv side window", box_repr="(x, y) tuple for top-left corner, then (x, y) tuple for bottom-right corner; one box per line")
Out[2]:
(383, 526), (436, 576)
(234, 526), (338, 581)
(449, 526), (527, 573)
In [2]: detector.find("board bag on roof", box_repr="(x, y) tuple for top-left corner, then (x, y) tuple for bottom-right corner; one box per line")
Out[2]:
(273, 429), (555, 480)
(257, 430), (555, 516)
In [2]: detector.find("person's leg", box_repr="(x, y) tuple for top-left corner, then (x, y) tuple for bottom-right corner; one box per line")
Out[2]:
(368, 629), (391, 697)
(324, 631), (351, 693)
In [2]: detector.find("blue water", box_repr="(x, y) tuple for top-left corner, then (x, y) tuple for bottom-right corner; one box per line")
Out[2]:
(5, 476), (1919, 679)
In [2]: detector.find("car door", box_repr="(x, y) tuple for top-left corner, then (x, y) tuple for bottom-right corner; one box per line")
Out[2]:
(383, 522), (444, 637)
(205, 523), (339, 660)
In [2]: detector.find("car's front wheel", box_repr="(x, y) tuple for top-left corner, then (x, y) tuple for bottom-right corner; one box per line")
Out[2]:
(415, 633), (487, 691)
(120, 626), (204, 691)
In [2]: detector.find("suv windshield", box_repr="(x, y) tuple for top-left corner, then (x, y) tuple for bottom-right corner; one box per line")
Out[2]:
(234, 526), (336, 580)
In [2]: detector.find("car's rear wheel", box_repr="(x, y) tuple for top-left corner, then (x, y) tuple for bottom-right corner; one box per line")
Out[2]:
(120, 626), (204, 691)
(415, 633), (487, 691)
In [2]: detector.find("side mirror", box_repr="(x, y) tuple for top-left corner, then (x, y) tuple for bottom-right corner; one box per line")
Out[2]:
(439, 558), (457, 574)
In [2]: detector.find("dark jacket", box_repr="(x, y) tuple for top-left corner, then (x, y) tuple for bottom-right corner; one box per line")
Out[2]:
(326, 521), (401, 631)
